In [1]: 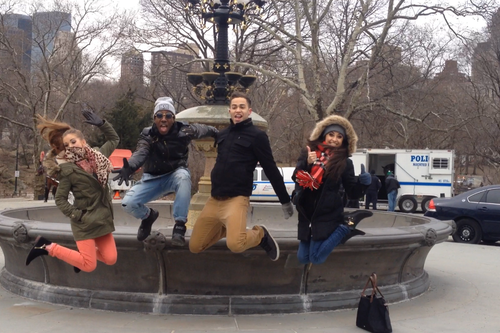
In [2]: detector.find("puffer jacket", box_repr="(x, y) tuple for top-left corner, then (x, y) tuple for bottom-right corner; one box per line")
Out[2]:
(127, 121), (217, 176)
(385, 175), (400, 193)
(293, 115), (366, 241)
(211, 118), (290, 203)
(44, 121), (119, 241)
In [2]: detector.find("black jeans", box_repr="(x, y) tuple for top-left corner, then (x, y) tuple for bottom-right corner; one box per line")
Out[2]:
(365, 192), (378, 210)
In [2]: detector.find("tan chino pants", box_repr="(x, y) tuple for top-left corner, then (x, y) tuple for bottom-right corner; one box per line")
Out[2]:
(189, 196), (264, 253)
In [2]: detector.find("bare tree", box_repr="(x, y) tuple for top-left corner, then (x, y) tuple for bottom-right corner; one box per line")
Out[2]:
(217, 0), (493, 121)
(0, 0), (132, 194)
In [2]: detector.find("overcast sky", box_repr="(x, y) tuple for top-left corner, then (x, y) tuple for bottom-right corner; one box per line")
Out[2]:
(84, 0), (489, 80)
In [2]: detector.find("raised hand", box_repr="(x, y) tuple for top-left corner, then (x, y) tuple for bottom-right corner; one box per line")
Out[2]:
(307, 146), (316, 164)
(82, 109), (104, 127)
(112, 158), (133, 186)
(358, 163), (371, 185)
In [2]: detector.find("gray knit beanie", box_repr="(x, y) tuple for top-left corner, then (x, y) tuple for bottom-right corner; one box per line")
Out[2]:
(153, 97), (176, 116)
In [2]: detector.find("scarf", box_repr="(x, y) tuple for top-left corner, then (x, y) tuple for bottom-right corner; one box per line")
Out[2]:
(64, 145), (113, 187)
(296, 143), (333, 190)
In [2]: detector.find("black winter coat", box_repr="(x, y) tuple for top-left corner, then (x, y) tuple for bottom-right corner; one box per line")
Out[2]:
(211, 118), (290, 203)
(385, 175), (400, 193)
(366, 174), (381, 193)
(127, 121), (217, 176)
(293, 150), (366, 241)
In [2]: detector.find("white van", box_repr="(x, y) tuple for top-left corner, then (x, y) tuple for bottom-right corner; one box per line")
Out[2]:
(351, 148), (455, 213)
(251, 166), (295, 201)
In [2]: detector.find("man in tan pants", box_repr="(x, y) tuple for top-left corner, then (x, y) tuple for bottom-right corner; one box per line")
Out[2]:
(189, 92), (294, 261)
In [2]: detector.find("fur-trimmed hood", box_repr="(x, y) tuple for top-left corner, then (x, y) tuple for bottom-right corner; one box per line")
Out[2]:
(308, 115), (358, 155)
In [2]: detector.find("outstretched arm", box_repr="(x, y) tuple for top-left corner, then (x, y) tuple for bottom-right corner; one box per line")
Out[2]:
(183, 123), (218, 140)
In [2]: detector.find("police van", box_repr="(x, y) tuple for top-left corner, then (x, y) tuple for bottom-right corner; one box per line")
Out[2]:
(251, 166), (295, 201)
(350, 148), (455, 213)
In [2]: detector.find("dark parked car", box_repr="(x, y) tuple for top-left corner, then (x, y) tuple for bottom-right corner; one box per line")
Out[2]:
(425, 185), (500, 244)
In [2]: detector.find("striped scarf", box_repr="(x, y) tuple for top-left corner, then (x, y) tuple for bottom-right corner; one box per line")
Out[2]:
(296, 144), (333, 190)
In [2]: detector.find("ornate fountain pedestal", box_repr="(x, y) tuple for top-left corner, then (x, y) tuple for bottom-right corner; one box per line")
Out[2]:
(176, 104), (268, 227)
(0, 203), (453, 315)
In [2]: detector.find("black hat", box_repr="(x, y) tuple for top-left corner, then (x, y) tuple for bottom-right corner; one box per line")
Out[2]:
(322, 124), (345, 138)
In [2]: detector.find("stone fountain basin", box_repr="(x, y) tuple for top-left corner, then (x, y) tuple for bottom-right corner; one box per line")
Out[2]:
(0, 202), (453, 315)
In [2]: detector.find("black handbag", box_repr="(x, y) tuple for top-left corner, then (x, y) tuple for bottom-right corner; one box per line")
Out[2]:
(356, 273), (393, 333)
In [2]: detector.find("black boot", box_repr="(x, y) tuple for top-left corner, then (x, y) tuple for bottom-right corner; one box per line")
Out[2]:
(25, 236), (51, 266)
(344, 210), (373, 230)
(137, 208), (159, 241)
(171, 221), (187, 246)
(341, 229), (366, 244)
(341, 210), (373, 244)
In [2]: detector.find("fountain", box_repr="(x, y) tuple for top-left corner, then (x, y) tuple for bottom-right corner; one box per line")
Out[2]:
(0, 0), (453, 315)
(0, 203), (453, 314)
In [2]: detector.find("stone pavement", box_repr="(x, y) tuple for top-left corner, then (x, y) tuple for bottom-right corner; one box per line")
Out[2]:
(1, 198), (500, 332)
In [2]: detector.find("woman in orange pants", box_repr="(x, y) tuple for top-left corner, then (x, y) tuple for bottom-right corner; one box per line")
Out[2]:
(26, 109), (119, 273)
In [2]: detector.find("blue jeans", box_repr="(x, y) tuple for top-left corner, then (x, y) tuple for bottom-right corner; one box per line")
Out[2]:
(387, 190), (397, 212)
(297, 225), (350, 265)
(121, 168), (191, 223)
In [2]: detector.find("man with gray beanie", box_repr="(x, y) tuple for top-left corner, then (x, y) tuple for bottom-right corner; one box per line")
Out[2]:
(113, 97), (218, 246)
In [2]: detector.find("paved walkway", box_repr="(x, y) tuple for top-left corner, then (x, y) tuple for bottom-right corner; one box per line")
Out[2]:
(1, 198), (499, 332)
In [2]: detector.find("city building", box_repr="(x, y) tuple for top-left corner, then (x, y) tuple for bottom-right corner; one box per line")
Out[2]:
(433, 60), (466, 83)
(31, 11), (71, 72)
(150, 44), (201, 97)
(120, 48), (144, 88)
(1, 14), (32, 72)
(52, 30), (81, 79)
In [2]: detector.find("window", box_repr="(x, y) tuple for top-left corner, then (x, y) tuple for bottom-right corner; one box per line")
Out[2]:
(485, 190), (500, 204)
(468, 192), (484, 203)
(432, 158), (448, 169)
(253, 169), (258, 181)
(262, 171), (270, 181)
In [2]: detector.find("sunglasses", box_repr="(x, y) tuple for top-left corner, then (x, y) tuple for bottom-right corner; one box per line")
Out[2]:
(155, 113), (174, 119)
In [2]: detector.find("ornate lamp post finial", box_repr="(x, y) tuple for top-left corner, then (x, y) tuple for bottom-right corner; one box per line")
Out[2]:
(185, 0), (265, 104)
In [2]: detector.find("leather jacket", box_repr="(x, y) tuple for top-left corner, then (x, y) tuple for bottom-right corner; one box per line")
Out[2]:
(127, 121), (217, 176)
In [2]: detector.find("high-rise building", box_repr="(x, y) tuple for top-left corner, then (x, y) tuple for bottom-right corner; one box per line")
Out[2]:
(52, 30), (81, 79)
(1, 14), (32, 72)
(120, 48), (144, 88)
(150, 44), (201, 96)
(434, 60), (466, 82)
(471, 8), (500, 87)
(31, 11), (71, 71)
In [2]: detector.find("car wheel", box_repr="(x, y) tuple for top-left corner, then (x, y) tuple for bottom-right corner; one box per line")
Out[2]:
(399, 196), (417, 213)
(452, 218), (482, 244)
(420, 197), (433, 213)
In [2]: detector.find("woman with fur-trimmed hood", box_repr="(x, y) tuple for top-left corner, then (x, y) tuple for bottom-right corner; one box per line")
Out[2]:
(292, 115), (372, 265)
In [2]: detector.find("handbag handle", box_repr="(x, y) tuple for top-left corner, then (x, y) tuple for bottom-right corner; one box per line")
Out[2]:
(360, 273), (386, 302)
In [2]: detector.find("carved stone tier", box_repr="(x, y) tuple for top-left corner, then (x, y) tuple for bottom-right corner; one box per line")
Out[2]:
(0, 204), (454, 315)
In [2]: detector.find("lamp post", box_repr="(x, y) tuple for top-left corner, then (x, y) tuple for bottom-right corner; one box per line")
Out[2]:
(179, 0), (267, 226)
(13, 136), (19, 197)
(184, 0), (264, 104)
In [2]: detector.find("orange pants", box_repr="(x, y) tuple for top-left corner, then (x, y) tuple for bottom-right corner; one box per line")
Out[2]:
(189, 196), (264, 254)
(48, 233), (117, 272)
